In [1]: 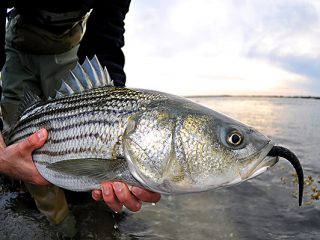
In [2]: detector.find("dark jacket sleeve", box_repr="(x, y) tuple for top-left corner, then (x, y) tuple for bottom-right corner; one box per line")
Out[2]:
(78, 0), (131, 87)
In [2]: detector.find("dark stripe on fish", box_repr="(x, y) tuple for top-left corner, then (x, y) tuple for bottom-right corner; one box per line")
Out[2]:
(36, 147), (105, 156)
(16, 102), (137, 130)
(10, 118), (125, 143)
(9, 104), (141, 143)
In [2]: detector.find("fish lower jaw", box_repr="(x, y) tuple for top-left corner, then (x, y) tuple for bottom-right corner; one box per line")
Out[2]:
(246, 166), (269, 179)
(238, 141), (276, 179)
(240, 156), (278, 180)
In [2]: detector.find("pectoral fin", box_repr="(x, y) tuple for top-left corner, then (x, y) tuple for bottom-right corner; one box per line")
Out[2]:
(47, 158), (127, 182)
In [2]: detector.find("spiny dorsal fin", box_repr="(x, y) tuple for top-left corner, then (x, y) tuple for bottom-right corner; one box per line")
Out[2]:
(55, 90), (65, 99)
(55, 55), (114, 98)
(104, 66), (113, 86)
(58, 81), (75, 96)
(91, 55), (105, 85)
(24, 90), (41, 106)
(72, 62), (93, 89)
(82, 56), (101, 86)
(14, 90), (42, 124)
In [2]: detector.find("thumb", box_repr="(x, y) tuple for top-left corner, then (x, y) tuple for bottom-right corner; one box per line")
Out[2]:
(20, 129), (48, 152)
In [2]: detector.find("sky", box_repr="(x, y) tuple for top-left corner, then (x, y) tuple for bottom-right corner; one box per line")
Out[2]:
(123, 0), (320, 96)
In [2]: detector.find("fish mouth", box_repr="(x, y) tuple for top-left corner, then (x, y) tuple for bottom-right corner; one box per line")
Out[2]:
(245, 156), (279, 180)
(239, 141), (278, 180)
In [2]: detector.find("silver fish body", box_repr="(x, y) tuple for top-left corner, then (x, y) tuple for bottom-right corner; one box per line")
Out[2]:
(7, 57), (277, 194)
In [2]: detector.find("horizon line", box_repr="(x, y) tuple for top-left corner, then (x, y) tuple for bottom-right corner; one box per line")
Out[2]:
(185, 94), (320, 100)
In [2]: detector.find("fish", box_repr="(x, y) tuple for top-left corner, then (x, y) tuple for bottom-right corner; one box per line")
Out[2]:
(5, 56), (304, 205)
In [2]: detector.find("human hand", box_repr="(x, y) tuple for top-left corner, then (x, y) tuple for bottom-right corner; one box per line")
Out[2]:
(0, 129), (50, 185)
(92, 182), (161, 212)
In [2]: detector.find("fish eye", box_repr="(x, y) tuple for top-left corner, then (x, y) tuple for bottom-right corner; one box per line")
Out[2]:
(227, 130), (243, 146)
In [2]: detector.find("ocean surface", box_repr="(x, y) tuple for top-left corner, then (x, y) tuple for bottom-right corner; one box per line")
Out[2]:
(0, 96), (319, 239)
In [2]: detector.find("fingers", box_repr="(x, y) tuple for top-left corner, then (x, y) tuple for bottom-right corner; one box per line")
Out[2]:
(93, 182), (161, 213)
(112, 182), (141, 212)
(18, 129), (48, 155)
(92, 189), (102, 201)
(97, 182), (148, 212)
(27, 129), (48, 149)
(13, 128), (49, 185)
(131, 186), (161, 203)
(101, 182), (123, 212)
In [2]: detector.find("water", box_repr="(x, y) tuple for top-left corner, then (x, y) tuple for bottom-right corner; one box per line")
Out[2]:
(0, 96), (319, 239)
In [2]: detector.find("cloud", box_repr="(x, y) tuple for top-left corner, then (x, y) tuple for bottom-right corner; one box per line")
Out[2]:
(242, 0), (320, 95)
(124, 0), (320, 96)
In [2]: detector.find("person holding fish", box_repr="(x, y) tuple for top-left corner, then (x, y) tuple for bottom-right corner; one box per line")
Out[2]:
(0, 1), (305, 239)
(0, 0), (160, 237)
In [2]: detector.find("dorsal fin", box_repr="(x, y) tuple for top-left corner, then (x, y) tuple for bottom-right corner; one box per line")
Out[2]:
(55, 55), (114, 98)
(58, 81), (76, 96)
(20, 90), (41, 111)
(14, 90), (42, 123)
(90, 55), (105, 85)
(3, 90), (42, 142)
(82, 56), (101, 86)
(72, 62), (93, 89)
(104, 66), (113, 86)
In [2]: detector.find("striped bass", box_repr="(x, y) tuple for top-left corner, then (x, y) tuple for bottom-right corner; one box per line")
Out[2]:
(6, 56), (304, 205)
